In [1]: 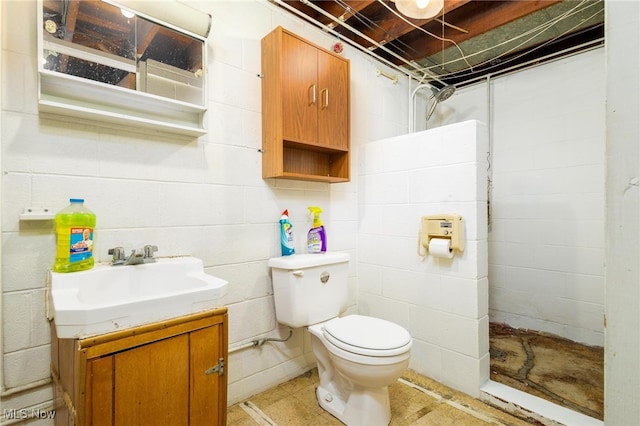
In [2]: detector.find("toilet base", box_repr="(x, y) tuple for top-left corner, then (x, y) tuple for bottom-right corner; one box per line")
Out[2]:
(317, 383), (391, 426)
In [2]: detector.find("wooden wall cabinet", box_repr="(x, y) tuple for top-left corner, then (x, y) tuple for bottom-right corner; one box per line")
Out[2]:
(261, 26), (350, 183)
(51, 308), (228, 426)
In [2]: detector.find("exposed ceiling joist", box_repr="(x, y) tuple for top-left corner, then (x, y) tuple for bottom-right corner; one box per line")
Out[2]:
(275, 0), (605, 86)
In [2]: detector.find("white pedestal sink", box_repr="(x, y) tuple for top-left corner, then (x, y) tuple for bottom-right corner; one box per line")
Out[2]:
(48, 256), (228, 338)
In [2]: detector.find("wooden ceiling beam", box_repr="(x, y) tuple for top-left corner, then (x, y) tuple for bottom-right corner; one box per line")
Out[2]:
(383, 0), (564, 62)
(350, 0), (471, 46)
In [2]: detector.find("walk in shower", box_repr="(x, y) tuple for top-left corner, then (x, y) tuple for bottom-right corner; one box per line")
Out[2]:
(407, 59), (605, 424)
(477, 52), (606, 424)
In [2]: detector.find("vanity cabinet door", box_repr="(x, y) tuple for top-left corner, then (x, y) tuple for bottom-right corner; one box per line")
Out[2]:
(113, 334), (190, 425)
(85, 356), (114, 426)
(190, 325), (227, 425)
(61, 309), (228, 426)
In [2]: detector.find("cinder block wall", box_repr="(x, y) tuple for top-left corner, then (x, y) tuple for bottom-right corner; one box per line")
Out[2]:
(439, 49), (605, 347)
(358, 121), (489, 397)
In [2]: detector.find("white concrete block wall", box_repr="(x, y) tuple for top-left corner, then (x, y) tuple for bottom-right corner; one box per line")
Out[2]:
(604, 1), (640, 423)
(439, 49), (606, 347)
(358, 121), (489, 397)
(489, 50), (605, 346)
(5, 0), (636, 422)
(0, 0), (410, 415)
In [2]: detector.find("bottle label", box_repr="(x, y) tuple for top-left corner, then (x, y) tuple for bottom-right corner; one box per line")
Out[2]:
(69, 227), (93, 262)
(307, 229), (324, 253)
(281, 222), (295, 255)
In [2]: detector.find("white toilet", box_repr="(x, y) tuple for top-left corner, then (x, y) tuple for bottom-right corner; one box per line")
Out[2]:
(268, 252), (412, 426)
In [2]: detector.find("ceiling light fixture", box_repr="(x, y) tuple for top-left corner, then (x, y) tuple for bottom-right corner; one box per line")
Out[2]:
(120, 8), (135, 19)
(393, 0), (444, 20)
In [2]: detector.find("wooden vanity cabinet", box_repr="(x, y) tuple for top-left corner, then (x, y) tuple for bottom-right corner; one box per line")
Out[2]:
(261, 26), (350, 183)
(51, 308), (228, 426)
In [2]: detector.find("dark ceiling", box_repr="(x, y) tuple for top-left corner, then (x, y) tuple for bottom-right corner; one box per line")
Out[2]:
(273, 0), (605, 87)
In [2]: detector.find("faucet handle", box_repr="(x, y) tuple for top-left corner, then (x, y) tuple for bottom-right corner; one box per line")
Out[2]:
(108, 247), (125, 262)
(144, 245), (158, 260)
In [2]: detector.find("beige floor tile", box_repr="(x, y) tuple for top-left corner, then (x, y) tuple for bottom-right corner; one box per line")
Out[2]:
(226, 403), (261, 425)
(414, 404), (492, 426)
(228, 369), (532, 426)
(249, 385), (291, 408)
(259, 395), (321, 425)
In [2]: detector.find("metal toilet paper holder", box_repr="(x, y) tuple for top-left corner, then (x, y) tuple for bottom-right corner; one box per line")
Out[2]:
(417, 214), (465, 258)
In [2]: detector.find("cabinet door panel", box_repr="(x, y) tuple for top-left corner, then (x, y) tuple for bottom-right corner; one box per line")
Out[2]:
(86, 356), (114, 426)
(317, 50), (349, 150)
(114, 335), (189, 426)
(281, 33), (318, 144)
(190, 325), (223, 425)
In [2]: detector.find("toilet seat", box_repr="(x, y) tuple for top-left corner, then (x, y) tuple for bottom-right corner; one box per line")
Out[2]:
(323, 315), (412, 357)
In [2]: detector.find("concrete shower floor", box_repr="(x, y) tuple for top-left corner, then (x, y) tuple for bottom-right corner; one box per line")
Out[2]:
(489, 322), (604, 421)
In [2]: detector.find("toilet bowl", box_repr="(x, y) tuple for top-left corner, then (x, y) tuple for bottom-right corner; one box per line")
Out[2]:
(308, 315), (412, 426)
(268, 253), (413, 425)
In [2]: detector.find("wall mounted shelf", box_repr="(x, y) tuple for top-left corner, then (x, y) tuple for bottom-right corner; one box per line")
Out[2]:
(39, 70), (207, 138)
(20, 207), (54, 221)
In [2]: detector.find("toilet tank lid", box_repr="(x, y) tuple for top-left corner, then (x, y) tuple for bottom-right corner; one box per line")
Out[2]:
(268, 252), (350, 269)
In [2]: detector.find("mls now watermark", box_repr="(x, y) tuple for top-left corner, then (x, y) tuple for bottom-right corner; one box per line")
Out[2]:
(3, 408), (56, 420)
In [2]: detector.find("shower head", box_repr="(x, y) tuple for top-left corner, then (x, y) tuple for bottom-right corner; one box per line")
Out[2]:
(434, 85), (456, 102)
(426, 84), (456, 122)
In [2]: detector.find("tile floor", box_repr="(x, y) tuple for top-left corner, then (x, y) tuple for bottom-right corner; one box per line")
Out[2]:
(227, 369), (534, 425)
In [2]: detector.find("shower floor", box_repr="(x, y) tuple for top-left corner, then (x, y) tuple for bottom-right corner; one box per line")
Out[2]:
(489, 322), (604, 421)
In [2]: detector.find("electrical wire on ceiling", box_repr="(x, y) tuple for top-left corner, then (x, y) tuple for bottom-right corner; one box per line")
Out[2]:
(376, 0), (474, 72)
(289, 0), (445, 83)
(331, 0), (425, 60)
(274, 0), (602, 88)
(320, 0), (470, 82)
(61, 0), (69, 25)
(423, 1), (599, 74)
(415, 0), (600, 75)
(418, 1), (603, 80)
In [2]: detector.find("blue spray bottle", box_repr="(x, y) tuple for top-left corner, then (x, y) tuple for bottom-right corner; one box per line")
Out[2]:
(279, 209), (295, 256)
(307, 206), (327, 253)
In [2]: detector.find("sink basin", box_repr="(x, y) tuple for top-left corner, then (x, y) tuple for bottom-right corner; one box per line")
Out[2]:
(49, 256), (228, 338)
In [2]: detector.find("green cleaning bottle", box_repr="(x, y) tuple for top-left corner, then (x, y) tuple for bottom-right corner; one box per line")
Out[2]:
(53, 198), (96, 273)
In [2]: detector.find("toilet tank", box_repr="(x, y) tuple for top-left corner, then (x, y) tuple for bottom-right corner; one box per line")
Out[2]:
(268, 253), (350, 328)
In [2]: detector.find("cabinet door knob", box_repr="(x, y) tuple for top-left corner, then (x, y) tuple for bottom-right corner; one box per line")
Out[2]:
(308, 84), (317, 105)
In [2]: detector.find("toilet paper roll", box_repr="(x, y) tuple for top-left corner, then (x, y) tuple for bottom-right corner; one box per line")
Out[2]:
(428, 238), (454, 259)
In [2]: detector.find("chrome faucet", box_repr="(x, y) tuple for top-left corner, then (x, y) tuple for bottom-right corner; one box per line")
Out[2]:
(143, 245), (158, 263)
(124, 248), (145, 265)
(108, 245), (158, 266)
(108, 247), (125, 265)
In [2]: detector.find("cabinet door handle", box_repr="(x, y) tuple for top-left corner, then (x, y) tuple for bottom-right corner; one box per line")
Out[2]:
(321, 88), (329, 109)
(309, 84), (317, 105)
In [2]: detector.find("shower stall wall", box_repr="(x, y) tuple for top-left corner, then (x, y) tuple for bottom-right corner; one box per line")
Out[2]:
(486, 50), (605, 347)
(423, 49), (605, 347)
(357, 120), (489, 397)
